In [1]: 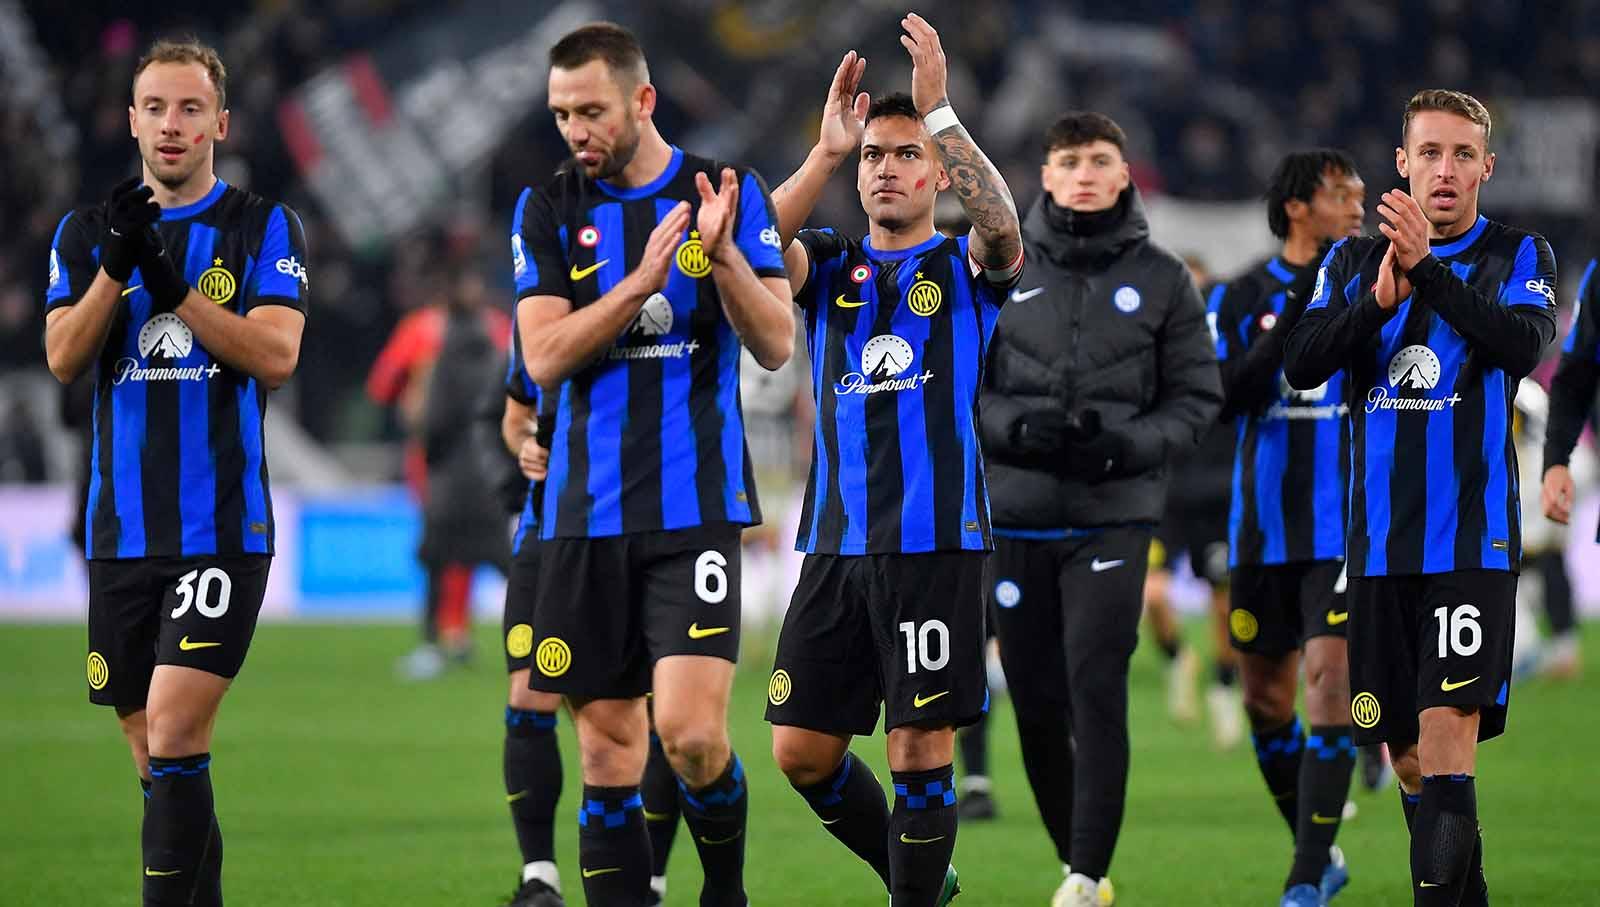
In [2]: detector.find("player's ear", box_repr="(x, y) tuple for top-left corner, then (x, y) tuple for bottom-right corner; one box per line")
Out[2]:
(635, 82), (656, 121)
(1115, 159), (1131, 192)
(1394, 146), (1408, 180)
(1481, 151), (1494, 183)
(935, 163), (951, 193)
(215, 109), (229, 142)
(128, 105), (137, 139)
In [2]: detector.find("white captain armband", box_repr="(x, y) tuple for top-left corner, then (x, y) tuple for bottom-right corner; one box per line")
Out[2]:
(923, 105), (961, 135)
(972, 247), (1025, 287)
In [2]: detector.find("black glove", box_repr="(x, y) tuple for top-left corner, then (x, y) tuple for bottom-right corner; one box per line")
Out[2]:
(1011, 410), (1071, 457)
(138, 225), (191, 312)
(1279, 239), (1334, 328)
(1062, 429), (1129, 479)
(100, 178), (158, 282)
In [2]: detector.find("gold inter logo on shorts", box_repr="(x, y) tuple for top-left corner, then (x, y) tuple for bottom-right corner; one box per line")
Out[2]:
(87, 651), (109, 690)
(535, 638), (572, 678)
(907, 273), (942, 316)
(506, 623), (534, 659)
(676, 231), (713, 278)
(1229, 608), (1259, 643)
(1351, 691), (1381, 729)
(197, 258), (236, 304)
(767, 669), (793, 706)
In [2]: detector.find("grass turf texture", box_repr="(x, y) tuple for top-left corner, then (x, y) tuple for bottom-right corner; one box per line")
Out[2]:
(3, 622), (1597, 905)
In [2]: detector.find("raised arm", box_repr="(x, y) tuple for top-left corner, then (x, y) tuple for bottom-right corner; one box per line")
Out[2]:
(900, 13), (1021, 273)
(694, 168), (795, 370)
(1284, 241), (1398, 389)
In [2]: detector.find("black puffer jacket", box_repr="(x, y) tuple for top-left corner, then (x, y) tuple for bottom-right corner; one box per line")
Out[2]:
(980, 187), (1223, 529)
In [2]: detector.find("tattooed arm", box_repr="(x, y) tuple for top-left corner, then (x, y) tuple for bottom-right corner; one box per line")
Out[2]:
(900, 13), (1022, 273)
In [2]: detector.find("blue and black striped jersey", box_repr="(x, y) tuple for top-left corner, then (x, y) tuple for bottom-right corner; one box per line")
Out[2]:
(1290, 216), (1558, 576)
(1212, 257), (1349, 567)
(511, 147), (786, 540)
(45, 180), (309, 560)
(504, 325), (548, 556)
(1558, 259), (1597, 362)
(793, 229), (1010, 555)
(1544, 257), (1599, 542)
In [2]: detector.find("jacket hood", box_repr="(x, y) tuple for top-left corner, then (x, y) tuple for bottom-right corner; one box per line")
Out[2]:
(1023, 184), (1151, 268)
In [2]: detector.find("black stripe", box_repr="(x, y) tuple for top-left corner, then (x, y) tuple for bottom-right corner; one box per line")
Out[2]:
(211, 372), (244, 554)
(1385, 307), (1433, 574)
(91, 365), (120, 558)
(620, 198), (664, 534)
(920, 245), (963, 551)
(863, 260), (905, 551)
(1236, 420), (1264, 565)
(556, 377), (596, 535)
(1281, 417), (1316, 561)
(1346, 356), (1370, 576)
(814, 252), (855, 549)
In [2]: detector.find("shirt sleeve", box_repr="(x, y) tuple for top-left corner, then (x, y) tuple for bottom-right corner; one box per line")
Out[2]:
(512, 186), (573, 302)
(731, 169), (788, 280)
(1407, 233), (1557, 378)
(1545, 258), (1600, 471)
(1284, 239), (1396, 390)
(44, 211), (100, 313)
(243, 204), (310, 313)
(794, 228), (848, 311)
(504, 321), (538, 406)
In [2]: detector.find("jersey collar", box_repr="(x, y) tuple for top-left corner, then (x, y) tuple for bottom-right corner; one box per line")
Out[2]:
(158, 178), (228, 221)
(595, 146), (684, 200)
(1265, 256), (1296, 284)
(863, 231), (945, 261)
(1428, 214), (1488, 258)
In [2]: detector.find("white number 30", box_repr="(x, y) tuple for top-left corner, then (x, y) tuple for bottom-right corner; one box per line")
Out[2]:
(171, 568), (233, 619)
(1433, 604), (1482, 657)
(694, 550), (728, 604)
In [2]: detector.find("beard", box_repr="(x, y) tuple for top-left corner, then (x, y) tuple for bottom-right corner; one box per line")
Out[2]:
(589, 123), (641, 181)
(142, 148), (204, 191)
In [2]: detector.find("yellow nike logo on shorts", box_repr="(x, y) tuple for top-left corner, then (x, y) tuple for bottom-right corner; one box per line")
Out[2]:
(698, 831), (743, 845)
(1311, 813), (1340, 825)
(178, 636), (221, 651)
(1440, 676), (1480, 692)
(1326, 610), (1349, 625)
(913, 690), (950, 708)
(569, 259), (609, 281)
(582, 867), (621, 879)
(899, 833), (945, 845)
(834, 294), (867, 308)
(506, 790), (528, 803)
(145, 868), (181, 877)
(687, 623), (730, 640)
(1420, 881), (1443, 888)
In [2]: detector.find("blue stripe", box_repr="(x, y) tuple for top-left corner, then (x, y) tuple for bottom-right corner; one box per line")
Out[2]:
(834, 269), (878, 553)
(1312, 372), (1346, 559)
(1206, 284), (1228, 358)
(114, 274), (151, 557)
(804, 299), (830, 552)
(236, 378), (269, 553)
(584, 203), (627, 537)
(542, 383), (573, 538)
(1562, 259), (1595, 356)
(1421, 313), (1460, 573)
(717, 318), (751, 523)
(1429, 215), (1488, 258)
(951, 246), (985, 550)
(1265, 256), (1296, 284)
(656, 198), (701, 529)
(734, 171), (784, 272)
(1480, 368), (1511, 569)
(179, 224), (221, 555)
(596, 146), (684, 200)
(1256, 417), (1288, 563)
(1304, 240), (1346, 312)
(897, 284), (933, 551)
(1227, 418), (1246, 566)
(511, 187), (537, 291)
(159, 179), (227, 220)
(46, 213), (74, 304)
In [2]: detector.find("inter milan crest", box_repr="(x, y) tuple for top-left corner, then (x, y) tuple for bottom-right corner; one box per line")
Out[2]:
(907, 272), (942, 316)
(676, 230), (713, 278)
(198, 258), (236, 304)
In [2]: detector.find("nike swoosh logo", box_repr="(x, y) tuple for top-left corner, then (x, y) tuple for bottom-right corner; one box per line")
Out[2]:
(821, 817), (843, 825)
(569, 259), (609, 281)
(643, 809), (673, 821)
(1090, 558), (1125, 573)
(1311, 813), (1340, 825)
(834, 294), (868, 308)
(687, 623), (731, 640)
(1419, 881), (1443, 888)
(899, 833), (946, 845)
(122, 284), (144, 297)
(1326, 610), (1349, 626)
(506, 790), (528, 803)
(145, 868), (181, 877)
(1009, 286), (1045, 303)
(1440, 676), (1480, 692)
(178, 636), (221, 651)
(913, 690), (950, 708)
(697, 831), (743, 845)
(582, 867), (622, 879)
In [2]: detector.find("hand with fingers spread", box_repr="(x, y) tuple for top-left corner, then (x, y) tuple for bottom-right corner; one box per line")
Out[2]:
(695, 168), (740, 263)
(101, 177), (159, 283)
(1376, 189), (1430, 271)
(1373, 240), (1412, 311)
(899, 12), (949, 116)
(627, 201), (691, 295)
(819, 51), (869, 158)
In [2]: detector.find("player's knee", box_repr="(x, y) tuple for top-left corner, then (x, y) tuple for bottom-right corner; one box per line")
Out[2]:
(657, 720), (727, 781)
(144, 704), (212, 757)
(770, 735), (832, 785)
(1392, 745), (1422, 792)
(886, 725), (955, 771)
(1241, 684), (1293, 728)
(507, 674), (558, 713)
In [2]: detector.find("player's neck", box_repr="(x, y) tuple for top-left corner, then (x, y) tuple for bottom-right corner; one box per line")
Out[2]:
(611, 126), (675, 189)
(867, 215), (938, 252)
(1280, 231), (1322, 268)
(145, 169), (218, 211)
(1428, 203), (1480, 242)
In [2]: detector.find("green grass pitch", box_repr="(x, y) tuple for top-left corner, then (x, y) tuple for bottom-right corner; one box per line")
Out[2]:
(3, 621), (1597, 905)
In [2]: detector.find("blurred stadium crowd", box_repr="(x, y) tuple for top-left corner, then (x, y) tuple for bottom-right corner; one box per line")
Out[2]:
(2, 0), (1598, 478)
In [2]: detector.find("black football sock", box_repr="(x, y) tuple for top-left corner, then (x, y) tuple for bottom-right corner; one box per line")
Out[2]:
(888, 765), (959, 907)
(678, 753), (749, 906)
(1400, 784), (1421, 830)
(793, 751), (891, 888)
(1250, 716), (1304, 835)
(194, 814), (223, 907)
(140, 776), (152, 806)
(143, 753), (217, 907)
(1216, 661), (1239, 687)
(1286, 726), (1355, 888)
(1014, 705), (1075, 864)
(957, 708), (990, 790)
(1411, 774), (1478, 905)
(642, 731), (681, 885)
(578, 785), (652, 906)
(505, 708), (562, 873)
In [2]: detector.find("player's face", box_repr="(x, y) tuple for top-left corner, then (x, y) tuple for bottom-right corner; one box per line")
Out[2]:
(1040, 140), (1129, 213)
(857, 116), (948, 231)
(548, 60), (647, 180)
(129, 62), (227, 190)
(1396, 110), (1495, 232)
(1305, 167), (1367, 242)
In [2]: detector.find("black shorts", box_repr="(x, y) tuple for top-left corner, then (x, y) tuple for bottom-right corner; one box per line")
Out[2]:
(503, 540), (539, 673)
(1153, 507), (1229, 584)
(1228, 560), (1347, 656)
(86, 554), (271, 708)
(529, 523), (742, 699)
(765, 551), (988, 736)
(1346, 570), (1516, 746)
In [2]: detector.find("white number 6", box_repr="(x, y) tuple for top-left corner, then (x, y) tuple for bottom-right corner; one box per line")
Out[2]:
(694, 550), (728, 604)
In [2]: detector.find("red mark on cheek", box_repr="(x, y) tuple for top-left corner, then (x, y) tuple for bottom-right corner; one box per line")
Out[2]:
(914, 178), (927, 191)
(193, 134), (205, 145)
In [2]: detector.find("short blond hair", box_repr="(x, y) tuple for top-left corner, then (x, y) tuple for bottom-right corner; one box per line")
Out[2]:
(133, 37), (227, 111)
(1403, 89), (1490, 146)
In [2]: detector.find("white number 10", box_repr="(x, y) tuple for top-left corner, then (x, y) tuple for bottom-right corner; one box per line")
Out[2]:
(898, 620), (950, 674)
